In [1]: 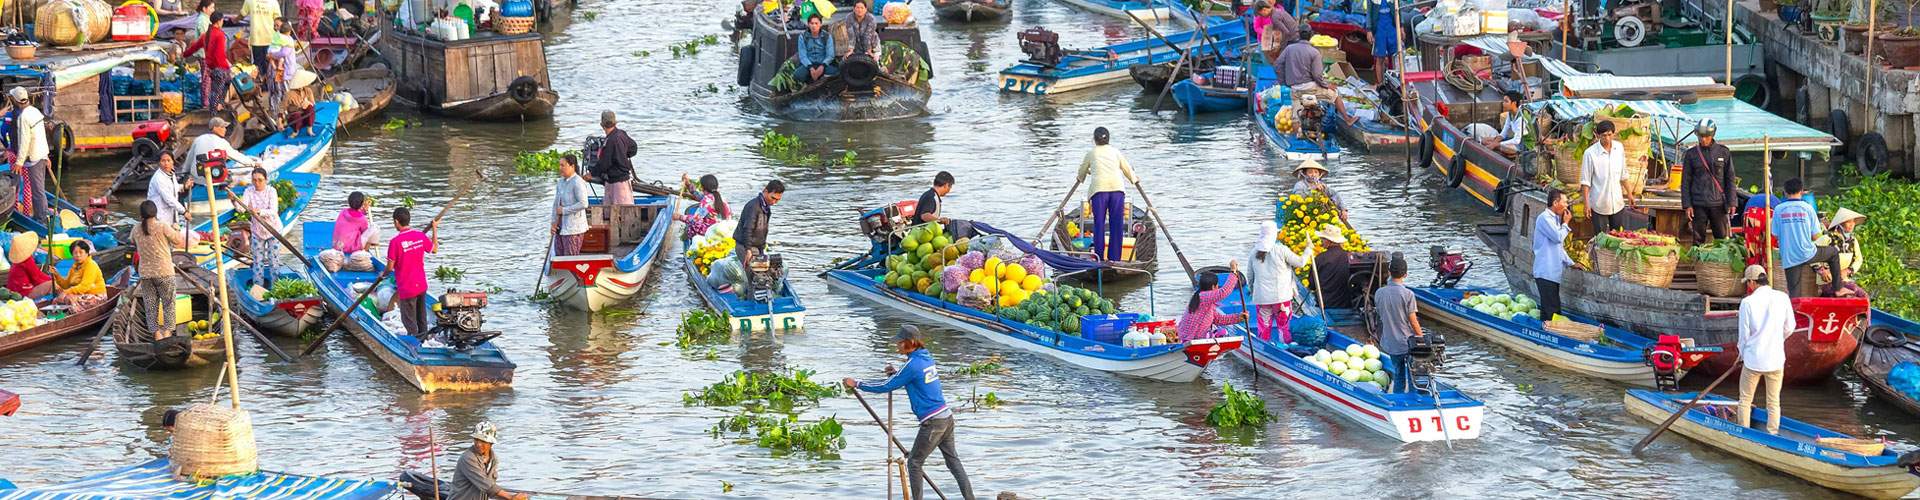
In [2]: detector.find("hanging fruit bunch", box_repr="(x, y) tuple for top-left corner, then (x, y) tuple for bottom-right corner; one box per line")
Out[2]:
(1276, 191), (1371, 285)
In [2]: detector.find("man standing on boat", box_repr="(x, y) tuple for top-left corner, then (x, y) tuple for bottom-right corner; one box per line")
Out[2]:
(1735, 264), (1790, 435)
(243, 0), (280, 69)
(733, 180), (784, 269)
(1773, 178), (1838, 297)
(1579, 120), (1633, 233)
(795, 14), (836, 84)
(1682, 120), (1736, 243)
(387, 207), (438, 339)
(843, 326), (979, 500)
(147, 154), (190, 230)
(1531, 190), (1579, 321)
(1373, 253), (1421, 393)
(1276, 27), (1349, 121)
(916, 171), (953, 225)
(7, 87), (48, 220)
(552, 155), (590, 257)
(1073, 127), (1138, 263)
(586, 111), (635, 216)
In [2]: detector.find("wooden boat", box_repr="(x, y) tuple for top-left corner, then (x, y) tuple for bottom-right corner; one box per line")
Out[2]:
(0, 40), (196, 159)
(10, 192), (133, 271)
(541, 194), (678, 312)
(932, 0), (1010, 21)
(0, 389), (15, 416)
(1250, 60), (1342, 160)
(184, 102), (340, 217)
(0, 458), (396, 499)
(999, 20), (1244, 95)
(322, 67), (398, 128)
(227, 268), (325, 338)
(1624, 389), (1920, 499)
(742, 8), (933, 121)
(378, 8), (558, 121)
(1169, 69), (1248, 114)
(298, 221), (517, 392)
(0, 271), (128, 359)
(1854, 310), (1920, 417)
(1040, 199), (1157, 282)
(1330, 73), (1417, 150)
(187, 171), (324, 268)
(1055, 0), (1172, 22)
(1413, 286), (1713, 386)
(680, 215), (804, 335)
(1217, 284), (1486, 442)
(1481, 189), (1865, 384)
(110, 263), (237, 370)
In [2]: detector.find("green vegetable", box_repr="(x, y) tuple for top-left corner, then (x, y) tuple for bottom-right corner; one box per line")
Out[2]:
(1685, 237), (1750, 273)
(1205, 382), (1274, 428)
(675, 310), (731, 348)
(262, 278), (318, 300)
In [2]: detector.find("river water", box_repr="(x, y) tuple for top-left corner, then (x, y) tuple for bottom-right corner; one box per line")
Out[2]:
(2, 1), (1915, 498)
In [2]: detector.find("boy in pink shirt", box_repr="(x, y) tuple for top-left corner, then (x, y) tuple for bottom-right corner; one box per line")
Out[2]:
(386, 207), (437, 337)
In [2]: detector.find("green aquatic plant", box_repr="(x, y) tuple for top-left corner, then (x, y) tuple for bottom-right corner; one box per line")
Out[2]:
(683, 369), (840, 409)
(676, 310), (731, 348)
(1822, 174), (1920, 318)
(709, 413), (846, 457)
(433, 265), (465, 282)
(955, 356), (1007, 376)
(1205, 383), (1273, 428)
(513, 149), (579, 175)
(758, 131), (822, 166)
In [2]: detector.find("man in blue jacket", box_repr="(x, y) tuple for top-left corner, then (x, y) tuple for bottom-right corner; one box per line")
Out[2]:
(844, 326), (978, 500)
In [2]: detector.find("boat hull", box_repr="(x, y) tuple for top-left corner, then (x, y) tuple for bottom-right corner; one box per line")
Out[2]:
(1854, 310), (1920, 417)
(1171, 79), (1247, 114)
(1624, 390), (1920, 499)
(544, 255), (657, 312)
(1055, 0), (1171, 21)
(326, 67), (398, 128)
(932, 0), (1009, 20)
(682, 259), (805, 335)
(0, 283), (124, 359)
(746, 10), (932, 121)
(228, 268), (324, 338)
(1415, 288), (1662, 386)
(406, 90), (558, 121)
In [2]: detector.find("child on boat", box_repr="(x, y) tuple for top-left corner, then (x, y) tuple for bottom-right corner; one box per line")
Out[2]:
(1177, 260), (1244, 342)
(1247, 222), (1307, 343)
(844, 326), (978, 500)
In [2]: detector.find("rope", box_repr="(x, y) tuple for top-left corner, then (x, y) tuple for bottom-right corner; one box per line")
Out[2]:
(1444, 58), (1485, 94)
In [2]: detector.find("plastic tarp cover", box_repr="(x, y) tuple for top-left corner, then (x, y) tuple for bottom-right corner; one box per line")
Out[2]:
(1525, 98), (1836, 152)
(966, 221), (1108, 274)
(0, 458), (396, 499)
(0, 42), (173, 90)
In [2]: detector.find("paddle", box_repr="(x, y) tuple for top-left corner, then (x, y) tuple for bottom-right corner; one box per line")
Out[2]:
(849, 390), (950, 500)
(1629, 356), (1744, 456)
(298, 169), (487, 357)
(1032, 175), (1086, 243)
(1128, 179), (1194, 280)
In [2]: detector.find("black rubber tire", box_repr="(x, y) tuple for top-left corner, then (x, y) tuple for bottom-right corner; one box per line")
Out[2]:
(1446, 153), (1468, 188)
(1865, 325), (1906, 348)
(131, 137), (163, 163)
(507, 76), (540, 104)
(737, 46), (756, 87)
(1492, 180), (1510, 213)
(841, 54), (880, 89)
(1794, 86), (1811, 124)
(1417, 130), (1436, 170)
(1856, 132), (1890, 176)
(1829, 109), (1853, 159)
(1734, 75), (1772, 109)
(49, 121), (74, 161)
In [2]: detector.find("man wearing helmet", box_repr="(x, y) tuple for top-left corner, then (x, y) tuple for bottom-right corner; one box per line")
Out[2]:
(1681, 120), (1736, 242)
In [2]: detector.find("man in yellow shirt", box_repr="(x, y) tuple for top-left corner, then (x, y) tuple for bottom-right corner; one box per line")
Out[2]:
(245, 0), (281, 69)
(55, 240), (107, 307)
(1071, 127), (1140, 262)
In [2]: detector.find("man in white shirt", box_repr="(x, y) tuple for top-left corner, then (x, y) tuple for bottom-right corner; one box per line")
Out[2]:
(185, 118), (259, 185)
(1493, 90), (1525, 156)
(1735, 264), (1792, 435)
(1580, 120), (1634, 233)
(145, 153), (191, 228)
(10, 87), (49, 220)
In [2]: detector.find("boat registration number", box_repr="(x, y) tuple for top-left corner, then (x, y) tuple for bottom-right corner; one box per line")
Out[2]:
(1401, 412), (1476, 439)
(1000, 75), (1051, 95)
(735, 313), (804, 335)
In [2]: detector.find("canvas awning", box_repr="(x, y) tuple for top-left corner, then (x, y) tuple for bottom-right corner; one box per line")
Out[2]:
(0, 41), (172, 90)
(1526, 98), (1836, 153)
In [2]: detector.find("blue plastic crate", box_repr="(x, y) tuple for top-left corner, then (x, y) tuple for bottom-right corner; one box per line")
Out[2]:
(1081, 313), (1142, 345)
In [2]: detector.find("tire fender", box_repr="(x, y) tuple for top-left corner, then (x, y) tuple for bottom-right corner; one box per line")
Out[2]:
(507, 76), (540, 104)
(1446, 153), (1468, 188)
(738, 46), (757, 88)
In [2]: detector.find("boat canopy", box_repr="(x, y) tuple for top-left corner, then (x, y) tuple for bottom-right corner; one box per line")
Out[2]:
(0, 458), (396, 499)
(1526, 98), (1837, 153)
(0, 42), (172, 90)
(968, 221), (1110, 275)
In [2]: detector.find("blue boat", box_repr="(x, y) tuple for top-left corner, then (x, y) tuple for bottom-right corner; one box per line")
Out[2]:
(1411, 286), (1712, 386)
(0, 457), (395, 499)
(1055, 0), (1172, 22)
(183, 101), (340, 211)
(227, 268), (325, 337)
(1249, 59), (1343, 160)
(186, 171), (323, 267)
(1855, 308), (1920, 417)
(1624, 389), (1920, 498)
(1169, 70), (1249, 114)
(538, 194), (678, 312)
(1217, 280), (1485, 442)
(997, 19), (1246, 95)
(680, 208), (804, 335)
(298, 220), (516, 393)
(5, 192), (125, 274)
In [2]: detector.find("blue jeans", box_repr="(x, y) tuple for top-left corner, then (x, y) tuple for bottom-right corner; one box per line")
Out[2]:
(794, 63), (837, 84)
(1090, 190), (1125, 261)
(1388, 352), (1414, 393)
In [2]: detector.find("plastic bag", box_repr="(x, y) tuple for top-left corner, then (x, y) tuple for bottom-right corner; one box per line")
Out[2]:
(957, 283), (991, 309)
(956, 250), (986, 270)
(969, 234), (1001, 255)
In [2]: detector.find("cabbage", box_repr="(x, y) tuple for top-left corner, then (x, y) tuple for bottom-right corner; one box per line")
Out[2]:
(1345, 344), (1365, 357)
(941, 265), (969, 293)
(1370, 370), (1386, 383)
(1019, 254), (1045, 279)
(1330, 350), (1350, 363)
(957, 251), (986, 270)
(1364, 358), (1383, 371)
(1340, 370), (1364, 382)
(1314, 350), (1331, 362)
(1362, 345), (1380, 359)
(1328, 360), (1347, 374)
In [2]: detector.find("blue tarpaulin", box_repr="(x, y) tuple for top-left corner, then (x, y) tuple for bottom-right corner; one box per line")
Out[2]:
(0, 458), (395, 499)
(1525, 98), (1837, 153)
(967, 221), (1109, 275)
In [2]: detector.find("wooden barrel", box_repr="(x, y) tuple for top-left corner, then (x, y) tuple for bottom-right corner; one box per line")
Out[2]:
(34, 0), (114, 47)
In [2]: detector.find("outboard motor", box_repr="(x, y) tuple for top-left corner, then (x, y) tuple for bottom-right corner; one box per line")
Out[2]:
(1406, 333), (1447, 393)
(1017, 27), (1062, 68)
(744, 253), (786, 301)
(1643, 334), (1722, 391)
(428, 290), (500, 352)
(581, 135), (606, 173)
(195, 148), (231, 185)
(1427, 245), (1471, 288)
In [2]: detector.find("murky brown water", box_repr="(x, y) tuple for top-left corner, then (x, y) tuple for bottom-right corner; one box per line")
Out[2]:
(2, 1), (1915, 498)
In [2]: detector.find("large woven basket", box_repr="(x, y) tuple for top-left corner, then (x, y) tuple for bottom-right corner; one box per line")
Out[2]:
(497, 16), (534, 35)
(34, 0), (113, 47)
(1551, 140), (1584, 185)
(1590, 240), (1619, 277)
(1695, 261), (1744, 297)
(1620, 250), (1680, 288)
(1816, 437), (1885, 456)
(168, 403), (258, 480)
(1546, 318), (1604, 342)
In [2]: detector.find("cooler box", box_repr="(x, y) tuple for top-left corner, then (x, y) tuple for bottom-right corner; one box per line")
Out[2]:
(174, 294), (192, 325)
(581, 226), (609, 253)
(111, 4), (156, 42)
(1082, 312), (1143, 344)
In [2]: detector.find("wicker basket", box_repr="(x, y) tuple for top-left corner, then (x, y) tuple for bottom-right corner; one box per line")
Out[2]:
(1695, 261), (1744, 297)
(1546, 318), (1604, 342)
(496, 16), (534, 35)
(5, 44), (35, 60)
(34, 0), (113, 47)
(1552, 140), (1584, 185)
(1620, 250), (1680, 288)
(1816, 437), (1885, 456)
(168, 403), (258, 480)
(1590, 240), (1619, 277)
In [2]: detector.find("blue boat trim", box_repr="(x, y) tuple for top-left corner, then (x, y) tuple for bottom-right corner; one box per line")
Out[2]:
(190, 171), (322, 236)
(228, 268), (313, 318)
(185, 101), (341, 204)
(1171, 77), (1249, 114)
(678, 207), (805, 323)
(0, 458), (395, 499)
(1628, 389), (1914, 468)
(997, 19), (1247, 94)
(1412, 286), (1655, 364)
(606, 195), (675, 274)
(298, 220), (515, 370)
(1250, 59), (1343, 157)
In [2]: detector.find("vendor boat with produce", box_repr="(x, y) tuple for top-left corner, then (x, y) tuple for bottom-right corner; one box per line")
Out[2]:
(824, 213), (1239, 382)
(1247, 29), (1343, 160)
(741, 0), (934, 121)
(681, 176), (805, 334)
(999, 16), (1243, 96)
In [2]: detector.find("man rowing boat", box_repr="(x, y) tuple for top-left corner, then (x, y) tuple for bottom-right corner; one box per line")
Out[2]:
(844, 326), (979, 500)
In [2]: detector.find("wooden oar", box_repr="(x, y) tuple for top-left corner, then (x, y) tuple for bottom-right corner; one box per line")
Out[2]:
(1128, 180), (1194, 280)
(171, 258), (294, 361)
(849, 390), (949, 500)
(1032, 175), (1087, 243)
(299, 169), (487, 357)
(1629, 357), (1744, 456)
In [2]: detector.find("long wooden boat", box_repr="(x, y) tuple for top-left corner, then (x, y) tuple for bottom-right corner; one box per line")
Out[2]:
(378, 17), (557, 121)
(1170, 75), (1247, 114)
(998, 20), (1244, 95)
(298, 221), (516, 392)
(110, 263), (235, 370)
(324, 67), (398, 128)
(0, 458), (396, 499)
(1855, 310), (1920, 417)
(1624, 389), (1920, 499)
(1039, 200), (1157, 282)
(1250, 68), (1342, 160)
(743, 9), (933, 121)
(1414, 286), (1694, 386)
(1055, 0), (1172, 21)
(1218, 284), (1486, 442)
(1330, 74), (1417, 150)
(932, 0), (1010, 21)
(184, 102), (340, 217)
(0, 272), (128, 359)
(227, 268), (325, 338)
(541, 195), (677, 312)
(679, 216), (803, 335)
(1484, 189), (1865, 384)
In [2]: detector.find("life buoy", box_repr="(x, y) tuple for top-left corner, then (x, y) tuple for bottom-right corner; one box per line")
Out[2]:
(737, 46), (756, 87)
(1492, 180), (1510, 213)
(1828, 109), (1852, 158)
(1417, 130), (1436, 170)
(508, 76), (539, 104)
(1446, 153), (1467, 188)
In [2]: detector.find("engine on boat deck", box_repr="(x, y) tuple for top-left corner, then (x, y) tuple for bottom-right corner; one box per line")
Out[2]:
(1644, 334), (1721, 391)
(430, 290), (500, 352)
(1427, 245), (1471, 288)
(1017, 27), (1061, 68)
(745, 254), (786, 302)
(1407, 334), (1446, 392)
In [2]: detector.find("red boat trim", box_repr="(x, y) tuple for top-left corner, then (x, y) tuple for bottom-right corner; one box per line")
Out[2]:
(1244, 350), (1387, 421)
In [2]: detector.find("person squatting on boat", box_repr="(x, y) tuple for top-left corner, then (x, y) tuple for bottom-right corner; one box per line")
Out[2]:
(1531, 190), (1580, 321)
(1248, 222), (1308, 343)
(795, 14), (837, 84)
(843, 326), (979, 500)
(1813, 208), (1866, 297)
(405, 422), (531, 500)
(239, 169), (283, 288)
(134, 200), (187, 337)
(551, 155), (591, 256)
(6, 233), (52, 298)
(1773, 178), (1839, 297)
(1276, 27), (1349, 122)
(1489, 91), (1525, 157)
(847, 0), (881, 60)
(1681, 120), (1736, 243)
(1290, 160), (1349, 224)
(55, 240), (106, 307)
(675, 173), (731, 238)
(387, 207), (439, 338)
(319, 192), (380, 272)
(1374, 254), (1420, 393)
(1176, 260), (1244, 342)
(1735, 264), (1791, 435)
(586, 111), (637, 215)
(1072, 127), (1138, 262)
(1579, 120), (1634, 233)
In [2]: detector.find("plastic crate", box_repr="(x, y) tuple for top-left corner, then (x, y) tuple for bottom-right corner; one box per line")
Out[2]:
(1081, 313), (1142, 344)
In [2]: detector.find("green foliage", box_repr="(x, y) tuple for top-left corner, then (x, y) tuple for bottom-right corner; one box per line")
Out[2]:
(837, 150), (858, 166)
(273, 180), (297, 212)
(514, 149), (579, 175)
(1823, 174), (1920, 318)
(769, 60), (802, 93)
(581, 10), (598, 21)
(759, 131), (823, 166)
(1685, 237), (1750, 273)
(676, 310), (732, 348)
(669, 36), (721, 59)
(878, 41), (931, 85)
(262, 278), (318, 300)
(710, 413), (846, 457)
(380, 117), (418, 131)
(1205, 382), (1274, 428)
(433, 265), (465, 282)
(954, 356), (1007, 376)
(683, 370), (841, 410)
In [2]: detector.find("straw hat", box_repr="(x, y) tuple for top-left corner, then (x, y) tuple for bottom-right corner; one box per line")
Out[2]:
(1829, 208), (1865, 229)
(289, 70), (319, 90)
(471, 421), (499, 443)
(1315, 225), (1347, 244)
(8, 232), (37, 264)
(1293, 159), (1327, 176)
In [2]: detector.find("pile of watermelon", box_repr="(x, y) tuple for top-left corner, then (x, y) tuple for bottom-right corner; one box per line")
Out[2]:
(994, 285), (1116, 335)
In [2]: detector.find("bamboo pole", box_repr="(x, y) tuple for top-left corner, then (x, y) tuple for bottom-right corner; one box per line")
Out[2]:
(1396, 0), (1412, 177)
(201, 166), (240, 409)
(1561, 0), (1571, 60)
(1725, 0), (1735, 85)
(1864, 0), (1879, 135)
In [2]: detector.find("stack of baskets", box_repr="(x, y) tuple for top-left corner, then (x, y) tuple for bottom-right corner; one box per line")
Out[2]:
(168, 402), (258, 480)
(1591, 108), (1653, 195)
(1546, 318), (1603, 342)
